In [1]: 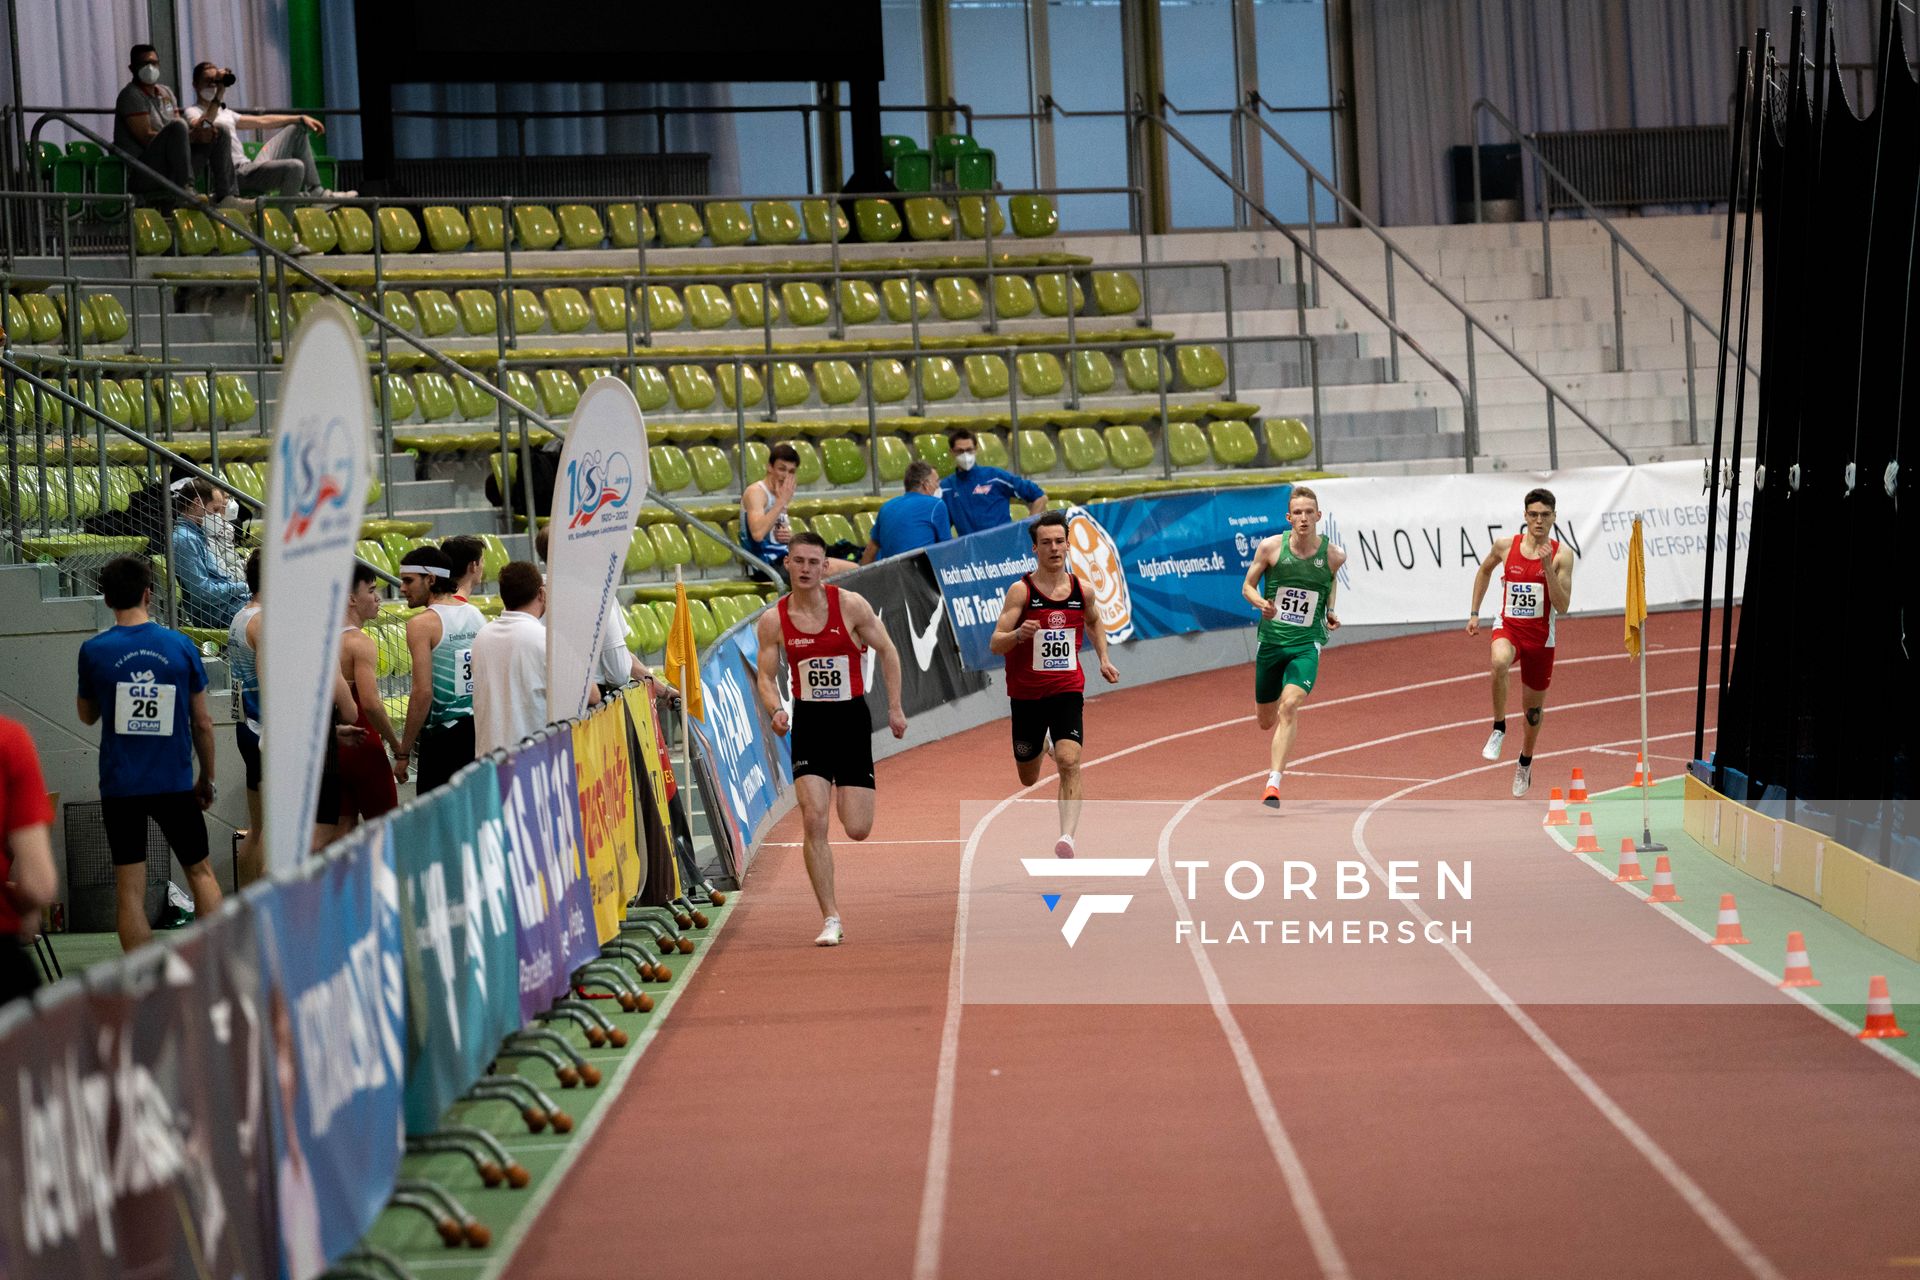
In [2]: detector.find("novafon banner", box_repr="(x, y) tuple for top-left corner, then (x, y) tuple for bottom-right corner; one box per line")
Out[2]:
(390, 761), (522, 1135)
(262, 300), (372, 875)
(252, 824), (406, 1280)
(546, 378), (649, 721)
(496, 730), (596, 1023)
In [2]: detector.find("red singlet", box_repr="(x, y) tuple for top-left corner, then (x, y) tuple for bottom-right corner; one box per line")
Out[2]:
(778, 585), (867, 704)
(1004, 572), (1087, 700)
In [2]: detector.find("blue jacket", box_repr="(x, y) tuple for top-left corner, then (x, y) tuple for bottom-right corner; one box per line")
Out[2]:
(938, 465), (1045, 537)
(170, 520), (250, 628)
(869, 491), (951, 559)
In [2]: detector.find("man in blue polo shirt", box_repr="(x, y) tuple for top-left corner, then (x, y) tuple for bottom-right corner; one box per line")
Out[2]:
(862, 461), (952, 563)
(938, 427), (1047, 537)
(75, 555), (223, 952)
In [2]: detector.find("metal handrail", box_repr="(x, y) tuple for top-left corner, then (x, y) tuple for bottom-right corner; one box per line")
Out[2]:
(1230, 102), (1632, 468)
(13, 111), (778, 585)
(1470, 96), (1761, 390)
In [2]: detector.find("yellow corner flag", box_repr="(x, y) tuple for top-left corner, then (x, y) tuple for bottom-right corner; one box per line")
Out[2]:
(663, 578), (706, 721)
(1624, 515), (1648, 659)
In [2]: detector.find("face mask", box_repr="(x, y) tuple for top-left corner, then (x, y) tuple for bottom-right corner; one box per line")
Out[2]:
(136, 65), (159, 85)
(224, 498), (240, 521)
(197, 86), (216, 102)
(954, 451), (976, 472)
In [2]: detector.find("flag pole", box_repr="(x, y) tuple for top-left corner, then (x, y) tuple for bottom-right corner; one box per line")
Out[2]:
(1635, 517), (1666, 852)
(673, 564), (694, 847)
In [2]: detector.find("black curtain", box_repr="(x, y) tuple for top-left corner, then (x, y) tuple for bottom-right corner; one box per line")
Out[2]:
(1716, 2), (1918, 872)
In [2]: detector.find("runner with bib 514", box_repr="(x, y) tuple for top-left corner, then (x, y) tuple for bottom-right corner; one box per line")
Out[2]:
(1242, 485), (1344, 811)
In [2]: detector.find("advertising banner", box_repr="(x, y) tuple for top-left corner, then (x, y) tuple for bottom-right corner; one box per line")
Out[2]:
(573, 702), (642, 941)
(262, 300), (373, 875)
(0, 906), (275, 1280)
(843, 554), (990, 715)
(696, 622), (790, 842)
(389, 762), (521, 1136)
(496, 729), (597, 1023)
(252, 824), (406, 1279)
(545, 379), (649, 722)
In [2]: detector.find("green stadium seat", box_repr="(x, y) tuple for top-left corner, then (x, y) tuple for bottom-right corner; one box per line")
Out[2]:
(509, 288), (546, 335)
(1035, 272), (1084, 317)
(882, 278), (932, 322)
(957, 195), (1006, 239)
(414, 288), (459, 337)
(1016, 352), (1065, 398)
(468, 205), (506, 250)
(655, 202), (705, 247)
(626, 602), (665, 651)
(781, 281), (832, 327)
(911, 432), (952, 474)
(704, 201), (753, 246)
(257, 208), (297, 255)
(512, 205), (562, 250)
(993, 275), (1037, 319)
(812, 511), (859, 550)
(374, 373), (417, 423)
(422, 206), (471, 252)
(1091, 270), (1142, 316)
(802, 199), (849, 243)
(650, 521), (693, 571)
(1059, 426), (1107, 473)
(534, 368), (579, 416)
(577, 365), (616, 390)
(690, 524), (733, 569)
(1176, 344), (1228, 391)
(731, 282), (778, 327)
(499, 368), (540, 414)
(413, 373), (456, 421)
(905, 197), (955, 241)
(1010, 195), (1058, 237)
(685, 597), (718, 646)
(1104, 425), (1154, 471)
(1208, 420), (1260, 467)
(454, 288), (498, 335)
(481, 533), (511, 581)
(131, 207), (173, 255)
(789, 439), (823, 487)
(684, 283), (733, 330)
(1166, 420), (1210, 468)
(815, 360), (862, 406)
(733, 441), (771, 480)
(544, 287), (590, 334)
(934, 277), (984, 321)
(918, 356), (961, 402)
(839, 280), (882, 325)
(212, 212), (251, 256)
(1122, 348), (1172, 393)
(1264, 417), (1314, 464)
(1072, 350), (1115, 395)
(89, 294), (130, 343)
(20, 293), (59, 342)
(290, 206), (335, 253)
(377, 207), (422, 253)
(715, 362), (765, 409)
(643, 284), (685, 331)
(216, 375), (256, 425)
(331, 207), (375, 254)
(869, 358), (911, 404)
(854, 199), (902, 243)
(650, 444), (694, 494)
(95, 379), (133, 426)
(607, 203), (653, 248)
(669, 366), (716, 412)
(754, 200), (802, 245)
(875, 434), (911, 484)
(892, 149), (934, 192)
(821, 436), (867, 487)
(588, 285), (629, 331)
(1014, 429), (1058, 475)
(963, 354), (1009, 400)
(628, 366), (671, 412)
(975, 431), (1010, 470)
(557, 204), (606, 249)
(380, 290), (418, 333)
(171, 208), (216, 255)
(452, 375), (495, 419)
(770, 361), (811, 408)
(625, 531), (657, 576)
(688, 444), (733, 494)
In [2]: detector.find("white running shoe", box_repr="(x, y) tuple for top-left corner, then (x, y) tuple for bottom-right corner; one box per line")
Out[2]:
(1511, 762), (1532, 798)
(1481, 728), (1505, 761)
(814, 916), (843, 947)
(1054, 833), (1076, 859)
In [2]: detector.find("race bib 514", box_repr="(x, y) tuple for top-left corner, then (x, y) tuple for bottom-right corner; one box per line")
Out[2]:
(1274, 587), (1319, 628)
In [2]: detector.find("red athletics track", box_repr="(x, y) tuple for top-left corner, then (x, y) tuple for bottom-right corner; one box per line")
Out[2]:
(505, 612), (1920, 1280)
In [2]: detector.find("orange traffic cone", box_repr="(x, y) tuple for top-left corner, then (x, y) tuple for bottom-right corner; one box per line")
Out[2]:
(1646, 855), (1682, 903)
(1859, 976), (1908, 1039)
(1709, 893), (1750, 945)
(1630, 753), (1648, 787)
(1568, 768), (1589, 804)
(1543, 788), (1569, 827)
(1572, 810), (1602, 853)
(1778, 932), (1820, 988)
(1614, 838), (1647, 883)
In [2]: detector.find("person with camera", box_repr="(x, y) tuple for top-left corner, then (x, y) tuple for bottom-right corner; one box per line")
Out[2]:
(184, 61), (351, 203)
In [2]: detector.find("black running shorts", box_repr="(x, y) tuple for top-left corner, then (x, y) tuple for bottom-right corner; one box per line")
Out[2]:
(790, 699), (875, 790)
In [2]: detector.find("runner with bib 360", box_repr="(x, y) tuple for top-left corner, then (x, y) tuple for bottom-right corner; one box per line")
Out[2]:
(992, 511), (1120, 858)
(755, 532), (907, 948)
(1242, 485), (1344, 810)
(1468, 487), (1574, 798)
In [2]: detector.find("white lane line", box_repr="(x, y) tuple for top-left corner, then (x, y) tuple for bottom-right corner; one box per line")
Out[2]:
(1155, 795), (1354, 1278)
(912, 654), (1723, 1278)
(762, 838), (969, 846)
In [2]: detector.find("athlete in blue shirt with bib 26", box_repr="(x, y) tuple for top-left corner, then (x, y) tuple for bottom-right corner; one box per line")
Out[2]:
(75, 555), (223, 952)
(937, 427), (1047, 537)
